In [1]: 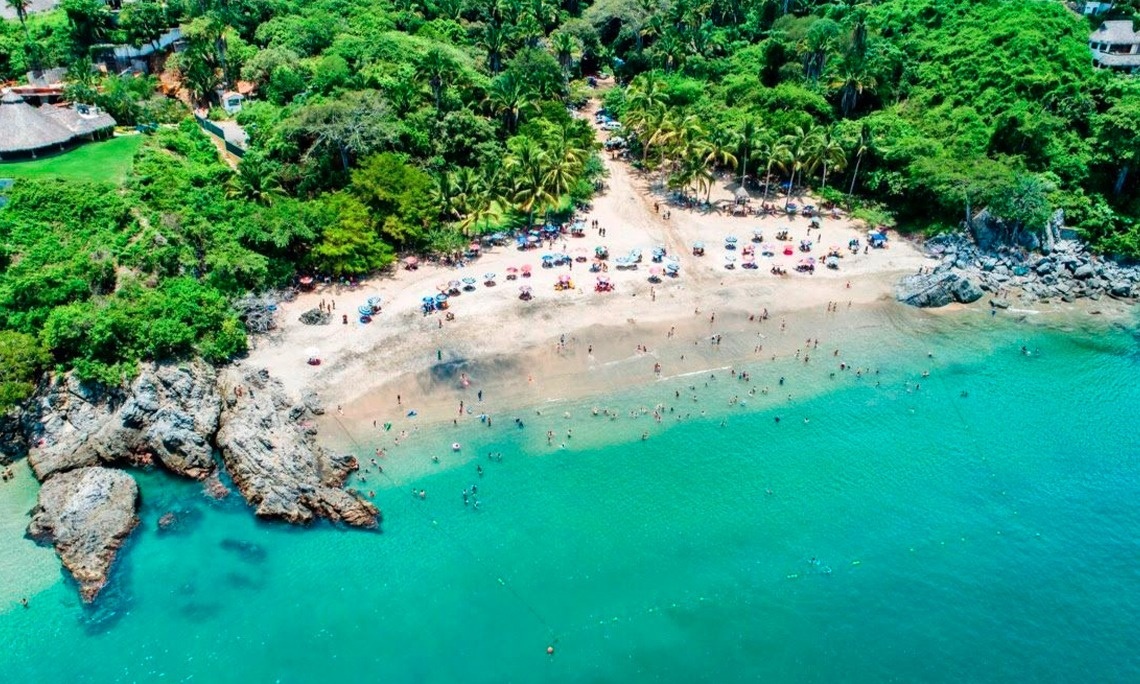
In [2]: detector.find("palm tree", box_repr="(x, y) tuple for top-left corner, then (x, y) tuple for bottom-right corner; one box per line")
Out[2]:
(505, 137), (553, 228)
(479, 22), (508, 74)
(486, 73), (534, 133)
(846, 123), (874, 207)
(549, 31), (578, 77)
(728, 117), (764, 188)
(696, 135), (738, 202)
(753, 130), (780, 203)
(809, 127), (847, 189)
(626, 74), (668, 116)
(5, 0), (31, 40)
(432, 171), (463, 222)
(776, 125), (821, 209)
(417, 47), (454, 114)
(227, 155), (283, 206)
(544, 127), (587, 198)
(830, 63), (877, 118)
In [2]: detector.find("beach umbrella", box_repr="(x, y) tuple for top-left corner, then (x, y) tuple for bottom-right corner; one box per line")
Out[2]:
(542, 253), (555, 261)
(743, 253), (755, 262)
(435, 293), (449, 303)
(469, 242), (481, 252)
(357, 305), (373, 316)
(753, 229), (764, 238)
(521, 264), (532, 274)
(559, 274), (571, 283)
(519, 285), (533, 293)
(484, 272), (496, 281)
(597, 275), (610, 283)
(725, 254), (737, 263)
(462, 277), (476, 285)
(437, 283), (449, 292)
(305, 346), (319, 360)
(734, 187), (750, 200)
(404, 256), (419, 267)
(725, 236), (738, 244)
(649, 266), (663, 276)
(527, 235), (539, 243)
(693, 241), (704, 249)
(367, 296), (382, 307)
(492, 232), (505, 241)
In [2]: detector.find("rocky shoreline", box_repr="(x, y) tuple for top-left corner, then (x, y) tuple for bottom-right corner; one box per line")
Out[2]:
(3, 362), (378, 603)
(896, 230), (1139, 309)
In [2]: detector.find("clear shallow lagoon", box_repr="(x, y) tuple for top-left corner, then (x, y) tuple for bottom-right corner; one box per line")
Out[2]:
(2, 311), (1139, 683)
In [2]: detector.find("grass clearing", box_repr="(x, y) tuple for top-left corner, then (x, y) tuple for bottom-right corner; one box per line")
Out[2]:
(0, 135), (146, 185)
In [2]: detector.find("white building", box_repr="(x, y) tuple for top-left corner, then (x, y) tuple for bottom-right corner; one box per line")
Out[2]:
(1089, 20), (1140, 73)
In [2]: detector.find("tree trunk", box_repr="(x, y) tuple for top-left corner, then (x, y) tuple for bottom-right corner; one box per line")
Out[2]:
(847, 152), (863, 202)
(739, 153), (748, 188)
(1114, 164), (1130, 196)
(821, 163), (828, 189)
(338, 143), (350, 171)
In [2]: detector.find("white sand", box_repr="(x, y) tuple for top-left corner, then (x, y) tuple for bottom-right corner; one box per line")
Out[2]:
(239, 106), (933, 413)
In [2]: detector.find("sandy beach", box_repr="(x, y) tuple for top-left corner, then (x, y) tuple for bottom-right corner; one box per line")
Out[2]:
(240, 105), (935, 429)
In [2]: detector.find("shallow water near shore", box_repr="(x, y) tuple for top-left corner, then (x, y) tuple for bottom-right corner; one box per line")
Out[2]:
(2, 310), (1139, 683)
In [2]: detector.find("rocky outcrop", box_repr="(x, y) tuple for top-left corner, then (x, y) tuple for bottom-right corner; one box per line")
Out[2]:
(905, 231), (1140, 307)
(895, 271), (984, 308)
(26, 467), (139, 603)
(215, 368), (379, 528)
(26, 363), (221, 481)
(13, 361), (379, 604)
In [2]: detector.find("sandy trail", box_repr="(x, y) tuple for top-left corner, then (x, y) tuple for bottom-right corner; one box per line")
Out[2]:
(238, 100), (933, 422)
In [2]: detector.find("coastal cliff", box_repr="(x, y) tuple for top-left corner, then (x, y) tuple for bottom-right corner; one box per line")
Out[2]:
(26, 467), (140, 603)
(12, 362), (378, 602)
(216, 369), (379, 527)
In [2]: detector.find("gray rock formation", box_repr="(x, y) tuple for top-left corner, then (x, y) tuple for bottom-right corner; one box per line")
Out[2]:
(895, 272), (984, 308)
(26, 467), (139, 603)
(26, 363), (221, 480)
(913, 231), (1140, 307)
(215, 369), (379, 528)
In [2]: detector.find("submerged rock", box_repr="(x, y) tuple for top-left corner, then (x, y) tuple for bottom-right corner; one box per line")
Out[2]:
(26, 363), (221, 481)
(26, 467), (139, 603)
(215, 369), (379, 528)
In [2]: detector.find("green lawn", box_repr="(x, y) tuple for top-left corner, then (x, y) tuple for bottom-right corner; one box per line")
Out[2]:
(0, 135), (146, 185)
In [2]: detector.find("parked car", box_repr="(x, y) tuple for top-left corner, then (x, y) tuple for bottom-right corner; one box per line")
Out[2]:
(602, 121), (623, 131)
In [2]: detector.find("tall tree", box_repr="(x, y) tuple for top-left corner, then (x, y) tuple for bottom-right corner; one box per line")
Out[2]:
(5, 0), (31, 40)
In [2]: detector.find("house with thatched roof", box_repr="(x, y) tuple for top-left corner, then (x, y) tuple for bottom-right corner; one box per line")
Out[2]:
(0, 89), (116, 161)
(1090, 20), (1140, 73)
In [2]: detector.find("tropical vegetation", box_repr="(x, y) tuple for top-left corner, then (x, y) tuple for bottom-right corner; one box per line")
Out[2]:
(2, 0), (1140, 409)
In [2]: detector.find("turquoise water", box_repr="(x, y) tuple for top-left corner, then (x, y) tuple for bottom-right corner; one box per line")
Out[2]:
(2, 311), (1139, 682)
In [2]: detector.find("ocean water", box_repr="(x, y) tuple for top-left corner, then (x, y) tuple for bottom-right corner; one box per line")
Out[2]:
(2, 309), (1139, 683)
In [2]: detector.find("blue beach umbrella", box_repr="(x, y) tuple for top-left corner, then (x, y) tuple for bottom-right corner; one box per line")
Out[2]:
(435, 293), (448, 303)
(725, 236), (738, 244)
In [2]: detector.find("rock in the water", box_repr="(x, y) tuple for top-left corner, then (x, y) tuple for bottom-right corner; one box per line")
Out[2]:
(26, 467), (139, 602)
(27, 363), (221, 481)
(216, 369), (379, 528)
(896, 272), (957, 307)
(203, 473), (232, 500)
